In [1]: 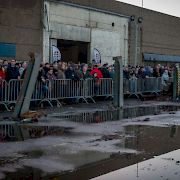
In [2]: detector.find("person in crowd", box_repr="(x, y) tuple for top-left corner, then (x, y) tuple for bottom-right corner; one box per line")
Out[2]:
(52, 61), (58, 77)
(56, 62), (67, 100)
(137, 66), (146, 79)
(153, 65), (161, 78)
(159, 65), (165, 76)
(6, 59), (20, 81)
(0, 59), (3, 65)
(37, 64), (47, 98)
(168, 67), (173, 77)
(90, 65), (103, 79)
(2, 60), (8, 71)
(74, 64), (81, 80)
(46, 68), (57, 80)
(0, 64), (6, 101)
(144, 66), (153, 78)
(79, 63), (92, 80)
(108, 65), (114, 79)
(37, 64), (45, 82)
(5, 59), (20, 100)
(100, 63), (110, 78)
(90, 65), (103, 95)
(19, 62), (27, 78)
(162, 69), (169, 86)
(123, 66), (130, 79)
(43, 63), (50, 77)
(46, 68), (57, 98)
(65, 64), (80, 80)
(57, 62), (66, 79)
(0, 64), (5, 80)
(65, 64), (80, 104)
(15, 62), (20, 69)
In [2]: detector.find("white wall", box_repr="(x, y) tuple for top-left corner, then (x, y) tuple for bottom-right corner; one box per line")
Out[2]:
(91, 29), (121, 65)
(43, 1), (129, 64)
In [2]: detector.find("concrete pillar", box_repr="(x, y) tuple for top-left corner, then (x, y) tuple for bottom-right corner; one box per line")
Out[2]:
(173, 64), (179, 101)
(129, 18), (142, 66)
(113, 56), (124, 108)
(13, 54), (41, 118)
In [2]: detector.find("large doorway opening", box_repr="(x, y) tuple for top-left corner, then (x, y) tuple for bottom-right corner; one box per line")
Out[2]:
(57, 39), (89, 64)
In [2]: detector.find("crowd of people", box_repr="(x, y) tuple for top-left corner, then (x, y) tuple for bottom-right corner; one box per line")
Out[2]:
(0, 59), (115, 83)
(123, 64), (173, 86)
(0, 58), (174, 102)
(0, 59), (173, 83)
(0, 59), (27, 81)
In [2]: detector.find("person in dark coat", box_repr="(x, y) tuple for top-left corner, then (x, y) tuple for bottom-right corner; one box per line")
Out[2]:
(6, 59), (20, 81)
(65, 64), (80, 104)
(65, 65), (80, 81)
(100, 63), (110, 78)
(6, 59), (20, 100)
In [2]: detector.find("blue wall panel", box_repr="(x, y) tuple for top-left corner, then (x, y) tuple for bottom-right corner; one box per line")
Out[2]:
(144, 53), (180, 62)
(0, 43), (16, 58)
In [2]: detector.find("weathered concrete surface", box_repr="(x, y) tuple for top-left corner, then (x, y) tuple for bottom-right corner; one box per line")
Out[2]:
(57, 0), (180, 65)
(1, 99), (180, 119)
(44, 1), (128, 64)
(92, 149), (180, 180)
(1, 104), (180, 179)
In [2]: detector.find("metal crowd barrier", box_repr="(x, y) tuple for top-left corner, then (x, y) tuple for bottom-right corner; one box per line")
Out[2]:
(135, 77), (161, 95)
(0, 77), (173, 110)
(8, 79), (23, 104)
(51, 79), (89, 104)
(31, 80), (54, 107)
(94, 78), (113, 98)
(0, 80), (9, 110)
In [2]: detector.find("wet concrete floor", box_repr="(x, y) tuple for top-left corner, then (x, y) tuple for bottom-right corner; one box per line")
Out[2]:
(1, 104), (180, 179)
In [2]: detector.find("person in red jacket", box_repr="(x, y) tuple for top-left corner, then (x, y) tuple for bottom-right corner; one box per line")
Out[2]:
(0, 64), (6, 80)
(90, 65), (103, 79)
(90, 65), (103, 95)
(0, 64), (6, 101)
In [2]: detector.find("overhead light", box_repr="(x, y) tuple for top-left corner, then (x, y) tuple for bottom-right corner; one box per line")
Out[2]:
(130, 15), (135, 21)
(138, 17), (143, 23)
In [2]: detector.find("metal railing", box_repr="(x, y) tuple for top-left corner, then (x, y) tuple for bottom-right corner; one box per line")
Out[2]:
(0, 77), (172, 110)
(0, 80), (9, 111)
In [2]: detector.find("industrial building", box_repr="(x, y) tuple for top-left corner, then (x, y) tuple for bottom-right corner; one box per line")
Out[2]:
(0, 0), (180, 65)
(0, 0), (42, 61)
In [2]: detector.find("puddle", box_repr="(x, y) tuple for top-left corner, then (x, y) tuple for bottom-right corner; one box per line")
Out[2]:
(92, 149), (180, 180)
(1, 107), (180, 179)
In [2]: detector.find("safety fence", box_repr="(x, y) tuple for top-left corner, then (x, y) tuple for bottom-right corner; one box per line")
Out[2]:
(0, 122), (15, 140)
(0, 77), (172, 110)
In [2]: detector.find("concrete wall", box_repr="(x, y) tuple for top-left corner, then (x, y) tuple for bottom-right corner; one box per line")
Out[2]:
(43, 1), (129, 64)
(59, 0), (180, 65)
(2, 0), (180, 65)
(0, 0), (42, 60)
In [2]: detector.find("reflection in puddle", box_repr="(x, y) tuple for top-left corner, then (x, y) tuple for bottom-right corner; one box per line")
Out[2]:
(47, 106), (161, 123)
(0, 109), (180, 179)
